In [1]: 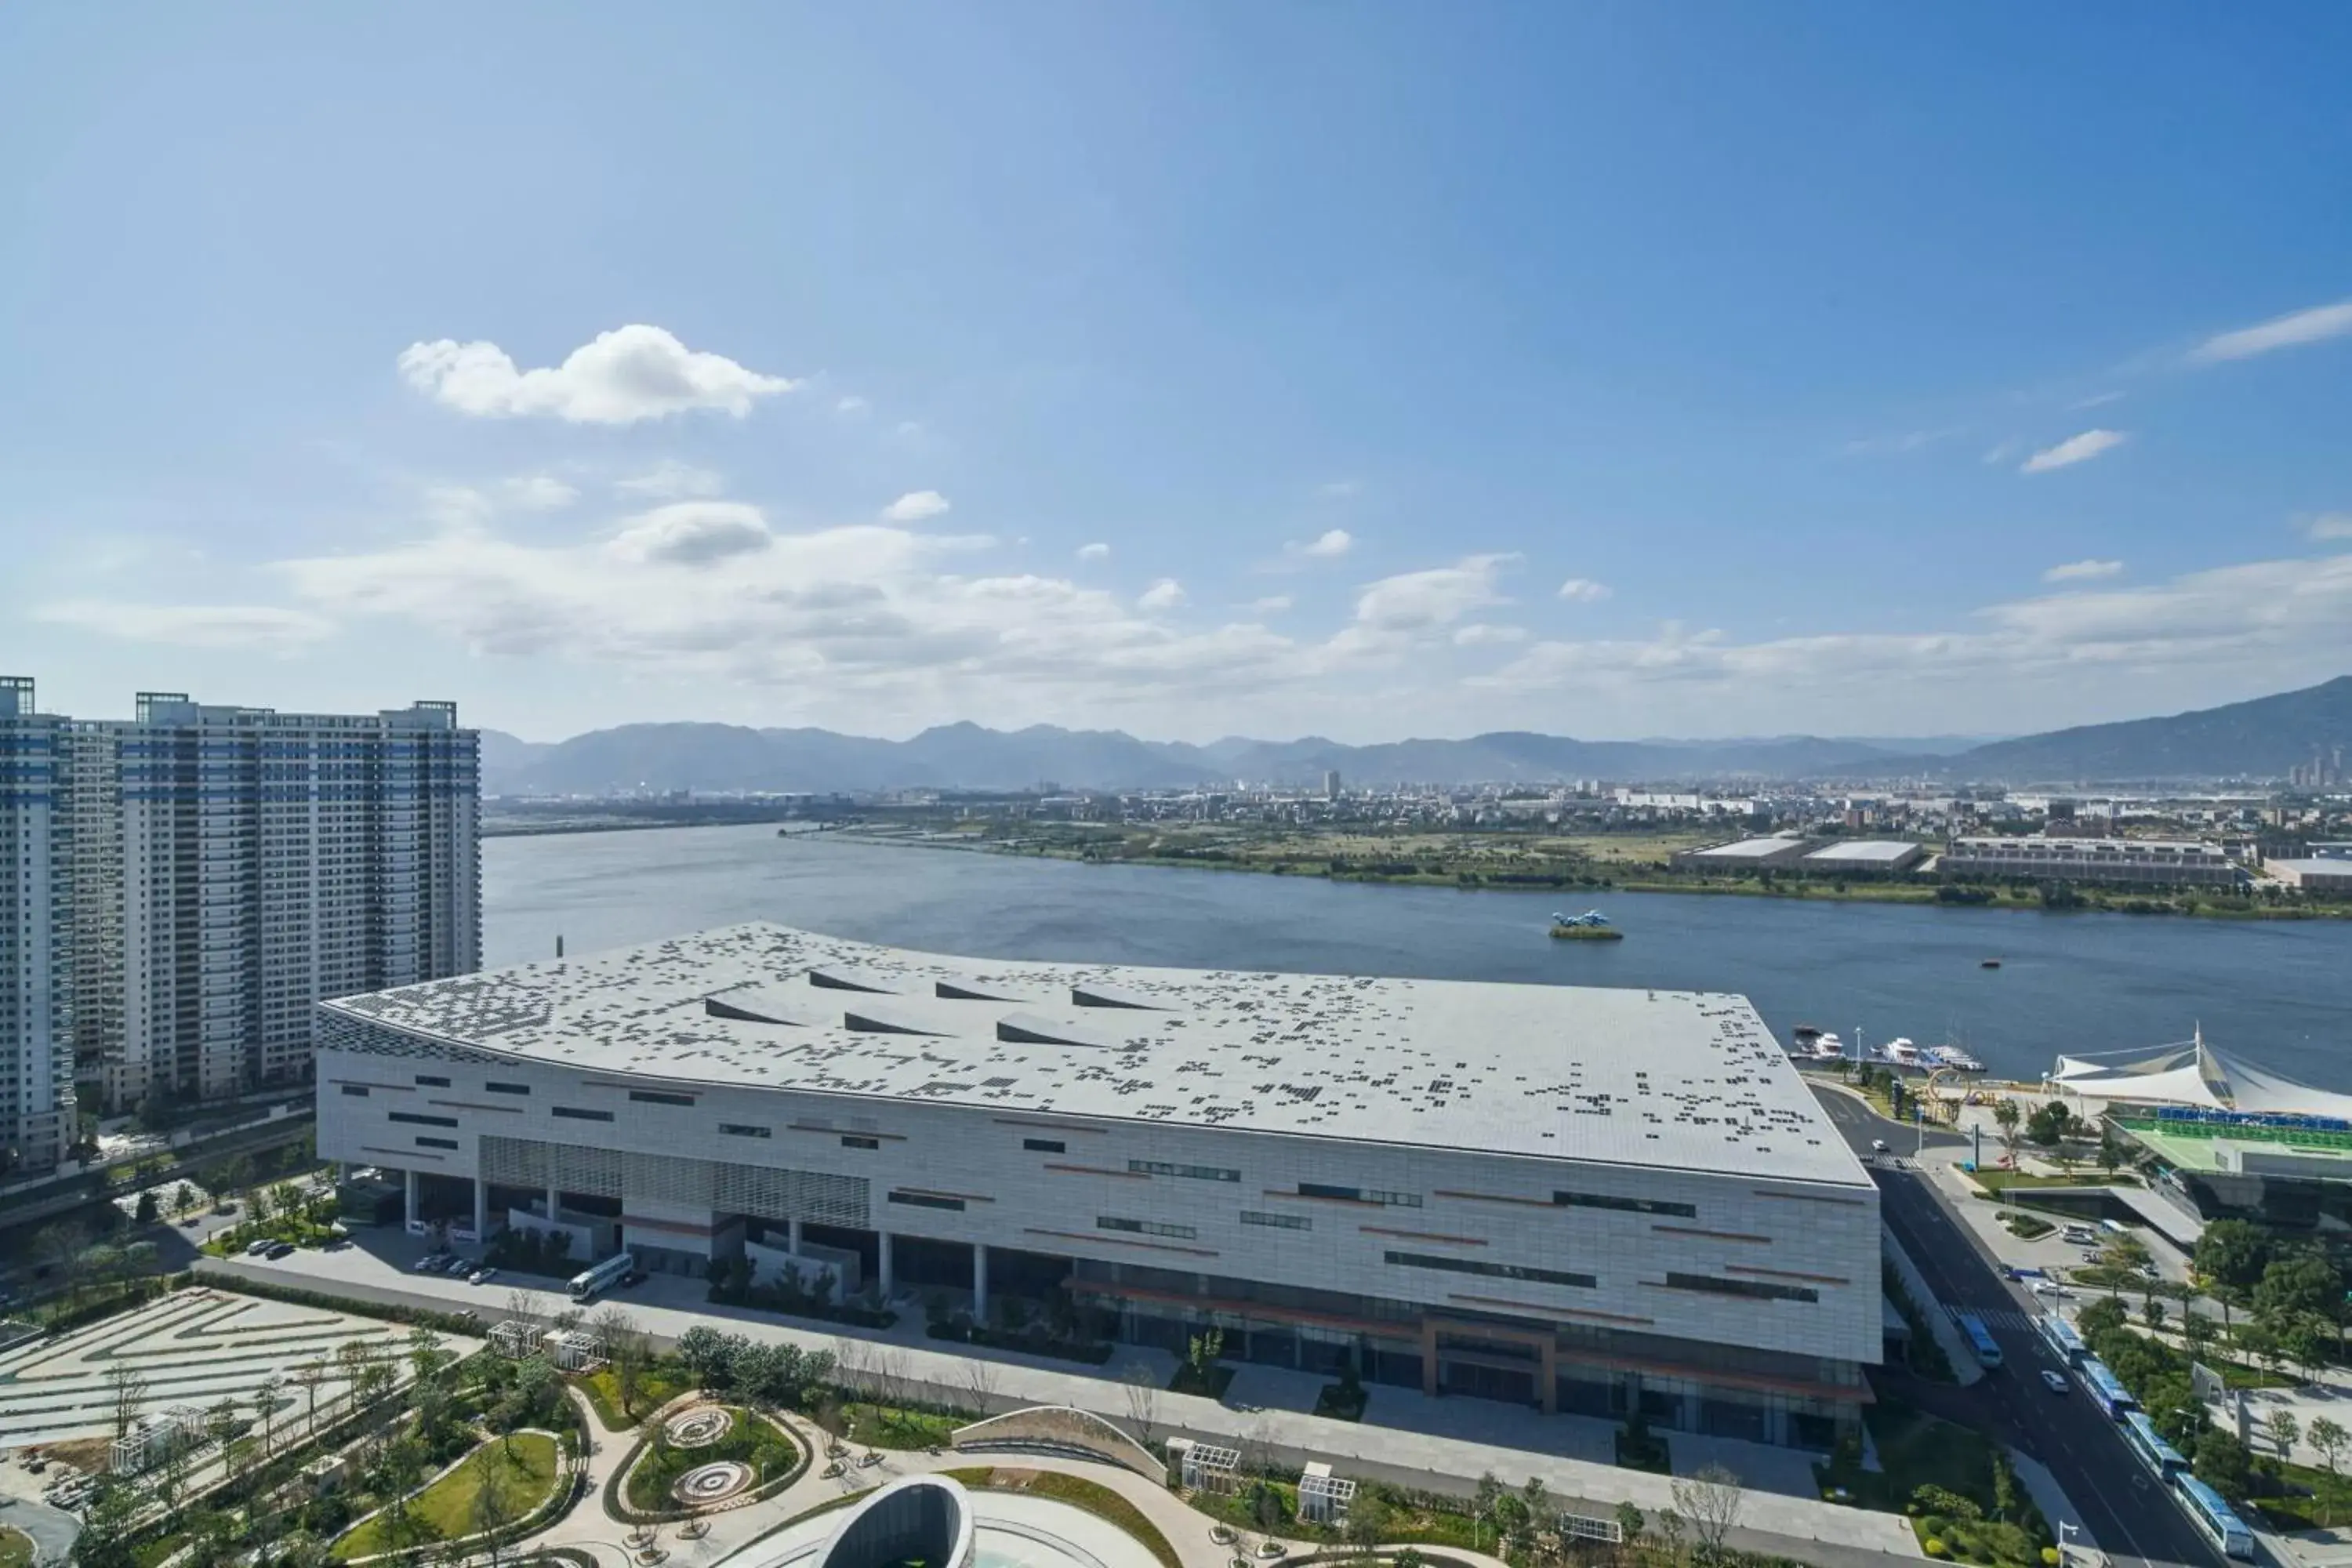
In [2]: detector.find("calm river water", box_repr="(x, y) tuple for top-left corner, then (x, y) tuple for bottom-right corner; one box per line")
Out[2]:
(483, 823), (2352, 1090)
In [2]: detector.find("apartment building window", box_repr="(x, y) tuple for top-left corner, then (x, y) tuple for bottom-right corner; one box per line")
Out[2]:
(485, 1082), (530, 1095)
(1127, 1160), (1240, 1182)
(1553, 1191), (1698, 1220)
(888, 1190), (965, 1212)
(1300, 1181), (1421, 1207)
(719, 1123), (770, 1138)
(1662, 1272), (1818, 1305)
(388, 1112), (459, 1127)
(1023, 1138), (1065, 1153)
(841, 1135), (880, 1150)
(1385, 1250), (1595, 1289)
(415, 1136), (459, 1150)
(413, 1075), (451, 1087)
(551, 1106), (613, 1122)
(339, 1084), (369, 1097)
(629, 1090), (695, 1107)
(1240, 1210), (1310, 1231)
(1099, 1215), (1197, 1240)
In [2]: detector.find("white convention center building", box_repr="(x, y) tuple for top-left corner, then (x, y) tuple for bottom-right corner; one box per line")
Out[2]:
(315, 923), (1879, 1448)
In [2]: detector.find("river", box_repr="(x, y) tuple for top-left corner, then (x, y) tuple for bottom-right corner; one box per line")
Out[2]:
(483, 822), (2352, 1091)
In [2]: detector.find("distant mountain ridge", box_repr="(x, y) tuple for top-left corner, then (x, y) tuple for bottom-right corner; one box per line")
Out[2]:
(476, 674), (2351, 795)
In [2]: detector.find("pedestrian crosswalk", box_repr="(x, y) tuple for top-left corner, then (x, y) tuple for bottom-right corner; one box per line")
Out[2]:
(1947, 1303), (2037, 1332)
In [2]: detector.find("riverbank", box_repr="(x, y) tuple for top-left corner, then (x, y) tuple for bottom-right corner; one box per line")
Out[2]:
(826, 829), (2352, 924)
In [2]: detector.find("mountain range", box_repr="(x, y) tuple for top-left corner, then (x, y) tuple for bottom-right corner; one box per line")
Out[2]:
(478, 674), (2352, 795)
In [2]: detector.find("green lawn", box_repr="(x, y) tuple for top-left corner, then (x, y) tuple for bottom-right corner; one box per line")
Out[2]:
(1, 1525), (35, 1568)
(1820, 1404), (2053, 1568)
(2252, 1459), (2352, 1531)
(575, 1363), (691, 1430)
(945, 1468), (1182, 1568)
(332, 1432), (561, 1561)
(843, 1402), (959, 1450)
(1972, 1171), (2136, 1192)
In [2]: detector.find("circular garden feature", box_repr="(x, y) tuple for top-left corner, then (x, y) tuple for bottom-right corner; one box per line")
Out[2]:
(664, 1406), (735, 1450)
(621, 1406), (801, 1519)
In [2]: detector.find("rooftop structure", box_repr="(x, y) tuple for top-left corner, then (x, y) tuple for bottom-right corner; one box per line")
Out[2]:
(327, 923), (1852, 1182)
(1940, 836), (2248, 887)
(1800, 840), (1927, 873)
(1668, 836), (1816, 871)
(2267, 858), (2352, 895)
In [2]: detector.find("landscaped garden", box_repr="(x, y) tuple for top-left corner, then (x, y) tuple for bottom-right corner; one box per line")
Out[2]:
(619, 1406), (799, 1515)
(1, 1524), (36, 1568)
(332, 1432), (562, 1561)
(1815, 1402), (2054, 1568)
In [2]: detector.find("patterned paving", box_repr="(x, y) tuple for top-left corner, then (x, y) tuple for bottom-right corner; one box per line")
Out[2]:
(0, 1288), (443, 1450)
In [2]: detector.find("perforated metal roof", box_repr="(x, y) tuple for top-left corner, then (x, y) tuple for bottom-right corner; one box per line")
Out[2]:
(324, 923), (1867, 1184)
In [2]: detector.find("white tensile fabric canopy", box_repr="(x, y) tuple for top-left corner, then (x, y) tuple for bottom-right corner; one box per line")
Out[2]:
(2052, 1036), (2352, 1119)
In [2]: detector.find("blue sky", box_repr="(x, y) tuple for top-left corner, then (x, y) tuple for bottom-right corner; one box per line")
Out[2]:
(3, 3), (2348, 742)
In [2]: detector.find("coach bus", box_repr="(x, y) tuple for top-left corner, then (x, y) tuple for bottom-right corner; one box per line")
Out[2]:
(2122, 1412), (2188, 1480)
(2036, 1311), (2088, 1367)
(569, 1250), (634, 1303)
(1955, 1312), (2003, 1368)
(2172, 1474), (2256, 1561)
(2076, 1357), (2135, 1419)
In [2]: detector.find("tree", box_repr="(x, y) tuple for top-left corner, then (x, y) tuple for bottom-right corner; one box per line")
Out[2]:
(1614, 1501), (1646, 1566)
(173, 1181), (197, 1218)
(2143, 1300), (2166, 1334)
(678, 1325), (735, 1389)
(71, 1483), (141, 1568)
(1120, 1362), (1163, 1449)
(1345, 1490), (1392, 1559)
(2194, 1219), (2277, 1295)
(2076, 1296), (2128, 1340)
(2097, 1129), (2126, 1181)
(104, 1363), (149, 1444)
(134, 1189), (160, 1225)
(1670, 1465), (1744, 1565)
(2274, 1410), (2302, 1464)
(470, 1452), (520, 1565)
(408, 1325), (452, 1388)
(594, 1307), (645, 1416)
(1992, 1098), (2022, 1165)
(2256, 1251), (2342, 1326)
(206, 1396), (240, 1450)
(1472, 1472), (1504, 1554)
(292, 1361), (328, 1434)
(2286, 1314), (2337, 1385)
(2194, 1429), (2254, 1502)
(2310, 1416), (2349, 1478)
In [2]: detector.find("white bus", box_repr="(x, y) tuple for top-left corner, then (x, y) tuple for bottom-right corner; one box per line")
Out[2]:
(569, 1251), (633, 1303)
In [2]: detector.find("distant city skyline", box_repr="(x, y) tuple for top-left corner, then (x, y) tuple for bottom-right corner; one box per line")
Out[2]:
(3, 5), (2350, 742)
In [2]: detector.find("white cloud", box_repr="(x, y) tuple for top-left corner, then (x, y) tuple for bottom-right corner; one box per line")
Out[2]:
(837, 395), (869, 415)
(1287, 528), (1355, 560)
(1556, 577), (1612, 603)
(423, 485), (495, 528)
(1352, 555), (1511, 635)
(35, 600), (332, 652)
(505, 474), (578, 510)
(880, 490), (951, 524)
(1454, 623), (1527, 646)
(608, 503), (775, 567)
(1249, 594), (1293, 613)
(1138, 579), (1186, 612)
(2043, 558), (2124, 583)
(2306, 513), (2352, 541)
(1076, 543), (1111, 561)
(615, 461), (724, 500)
(2021, 429), (2129, 474)
(2190, 299), (2352, 364)
(397, 325), (797, 423)
(894, 420), (924, 437)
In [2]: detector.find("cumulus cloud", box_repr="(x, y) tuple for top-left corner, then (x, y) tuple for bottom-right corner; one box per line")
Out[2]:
(1557, 577), (1611, 603)
(1287, 528), (1355, 560)
(1138, 579), (1186, 611)
(1351, 555), (1511, 635)
(35, 601), (332, 652)
(397, 325), (797, 423)
(608, 503), (775, 567)
(615, 461), (724, 499)
(1454, 623), (1527, 646)
(2190, 299), (2352, 364)
(2306, 513), (2352, 541)
(2021, 429), (2129, 474)
(1076, 543), (1111, 561)
(2044, 558), (2124, 583)
(880, 490), (951, 524)
(505, 474), (578, 510)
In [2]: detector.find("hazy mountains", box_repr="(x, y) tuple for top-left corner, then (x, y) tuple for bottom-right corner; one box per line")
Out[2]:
(478, 675), (2351, 796)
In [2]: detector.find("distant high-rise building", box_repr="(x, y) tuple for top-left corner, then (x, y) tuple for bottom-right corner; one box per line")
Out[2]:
(1323, 768), (1341, 801)
(1, 677), (74, 1171)
(1, 679), (481, 1145)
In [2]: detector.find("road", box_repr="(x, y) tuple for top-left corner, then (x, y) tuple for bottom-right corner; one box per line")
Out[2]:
(1813, 1086), (2222, 1568)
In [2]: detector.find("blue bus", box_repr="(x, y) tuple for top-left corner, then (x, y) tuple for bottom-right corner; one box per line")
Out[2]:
(2172, 1474), (2256, 1561)
(2122, 1412), (2188, 1480)
(2076, 1358), (2135, 1418)
(1955, 1312), (2003, 1368)
(2036, 1311), (2088, 1367)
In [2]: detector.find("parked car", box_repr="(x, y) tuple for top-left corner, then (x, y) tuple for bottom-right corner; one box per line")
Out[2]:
(412, 1253), (448, 1272)
(468, 1266), (498, 1285)
(2040, 1370), (2070, 1394)
(266, 1242), (296, 1260)
(244, 1239), (274, 1257)
(1871, 1138), (1889, 1153)
(2032, 1281), (2074, 1298)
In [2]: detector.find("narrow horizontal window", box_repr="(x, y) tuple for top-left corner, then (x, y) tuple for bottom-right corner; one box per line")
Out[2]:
(1099, 1215), (1198, 1240)
(551, 1106), (613, 1122)
(1662, 1271), (1818, 1304)
(888, 1191), (965, 1212)
(1555, 1191), (1697, 1220)
(1300, 1182), (1422, 1208)
(1024, 1138), (1066, 1154)
(1385, 1250), (1594, 1289)
(339, 1084), (370, 1097)
(1129, 1160), (1240, 1182)
(629, 1090), (695, 1107)
(485, 1082), (530, 1096)
(841, 1135), (880, 1150)
(1240, 1210), (1310, 1231)
(415, 1136), (459, 1150)
(413, 1074), (451, 1088)
(719, 1123), (770, 1139)
(388, 1112), (458, 1127)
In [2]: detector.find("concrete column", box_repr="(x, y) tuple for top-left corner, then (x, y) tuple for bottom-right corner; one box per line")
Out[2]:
(1420, 1319), (1440, 1399)
(404, 1167), (419, 1221)
(472, 1177), (488, 1239)
(545, 1181), (560, 1221)
(877, 1232), (895, 1298)
(787, 1217), (803, 1256)
(972, 1243), (989, 1323)
(1538, 1340), (1558, 1416)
